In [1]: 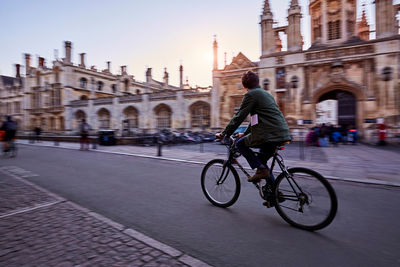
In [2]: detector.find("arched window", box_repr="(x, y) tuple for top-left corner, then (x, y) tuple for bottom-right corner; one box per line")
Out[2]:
(97, 108), (111, 129)
(80, 95), (88, 100)
(112, 84), (117, 93)
(136, 89), (141, 95)
(80, 78), (88, 89)
(97, 81), (104, 91)
(190, 102), (210, 128)
(123, 106), (139, 129)
(154, 104), (171, 129)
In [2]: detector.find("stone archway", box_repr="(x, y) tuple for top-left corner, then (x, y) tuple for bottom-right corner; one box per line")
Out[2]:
(312, 83), (366, 131)
(189, 101), (210, 129)
(154, 104), (172, 130)
(97, 108), (111, 129)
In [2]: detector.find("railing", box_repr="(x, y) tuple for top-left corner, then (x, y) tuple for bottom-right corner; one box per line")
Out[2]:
(119, 95), (142, 103)
(149, 93), (176, 100)
(93, 97), (113, 105)
(70, 100), (89, 107)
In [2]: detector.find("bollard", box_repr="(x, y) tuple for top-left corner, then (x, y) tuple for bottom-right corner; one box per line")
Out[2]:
(54, 137), (59, 146)
(92, 137), (97, 149)
(157, 141), (162, 157)
(299, 130), (305, 160)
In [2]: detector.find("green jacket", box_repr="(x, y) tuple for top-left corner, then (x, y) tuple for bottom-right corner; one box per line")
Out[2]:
(222, 87), (291, 147)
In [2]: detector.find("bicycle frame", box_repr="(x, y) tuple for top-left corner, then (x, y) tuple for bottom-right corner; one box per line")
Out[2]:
(219, 136), (305, 203)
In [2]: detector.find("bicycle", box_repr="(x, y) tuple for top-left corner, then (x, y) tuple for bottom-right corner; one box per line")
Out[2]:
(3, 139), (17, 158)
(201, 135), (338, 231)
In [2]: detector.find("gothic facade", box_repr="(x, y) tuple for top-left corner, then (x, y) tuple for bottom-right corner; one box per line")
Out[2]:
(211, 0), (400, 141)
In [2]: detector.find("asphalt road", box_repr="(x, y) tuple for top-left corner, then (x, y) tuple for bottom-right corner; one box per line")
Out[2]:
(1, 145), (400, 267)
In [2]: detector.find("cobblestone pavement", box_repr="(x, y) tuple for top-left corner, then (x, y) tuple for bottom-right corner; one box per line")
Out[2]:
(0, 169), (210, 267)
(16, 140), (400, 186)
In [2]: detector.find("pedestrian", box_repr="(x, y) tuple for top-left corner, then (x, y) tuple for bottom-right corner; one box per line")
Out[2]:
(348, 126), (358, 145)
(319, 123), (329, 147)
(79, 119), (91, 150)
(305, 128), (314, 146)
(0, 115), (17, 152)
(331, 126), (342, 146)
(377, 123), (387, 146)
(34, 126), (42, 142)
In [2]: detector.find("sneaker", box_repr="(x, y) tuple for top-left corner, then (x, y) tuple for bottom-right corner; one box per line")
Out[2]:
(248, 168), (269, 182)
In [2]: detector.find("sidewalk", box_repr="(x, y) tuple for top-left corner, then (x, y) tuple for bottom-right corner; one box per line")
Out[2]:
(17, 139), (400, 187)
(0, 166), (211, 267)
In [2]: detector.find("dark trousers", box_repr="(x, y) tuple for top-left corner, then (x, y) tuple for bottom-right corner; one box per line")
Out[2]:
(235, 136), (281, 170)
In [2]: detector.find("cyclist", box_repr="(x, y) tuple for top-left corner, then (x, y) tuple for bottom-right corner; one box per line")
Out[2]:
(1, 115), (18, 153)
(216, 71), (291, 183)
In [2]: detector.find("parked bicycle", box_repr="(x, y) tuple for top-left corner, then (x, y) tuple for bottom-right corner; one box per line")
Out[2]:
(201, 135), (338, 231)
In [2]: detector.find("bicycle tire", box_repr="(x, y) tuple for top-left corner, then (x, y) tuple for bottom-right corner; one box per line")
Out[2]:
(274, 167), (338, 231)
(201, 159), (241, 208)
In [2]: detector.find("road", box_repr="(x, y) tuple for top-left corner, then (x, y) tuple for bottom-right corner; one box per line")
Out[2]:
(1, 145), (399, 267)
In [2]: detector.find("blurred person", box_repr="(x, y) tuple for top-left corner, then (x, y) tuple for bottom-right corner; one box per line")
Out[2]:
(34, 126), (42, 142)
(215, 71), (291, 183)
(305, 128), (315, 146)
(331, 126), (342, 146)
(319, 123), (329, 147)
(348, 126), (358, 145)
(0, 115), (17, 152)
(313, 126), (320, 146)
(378, 123), (387, 146)
(79, 119), (91, 150)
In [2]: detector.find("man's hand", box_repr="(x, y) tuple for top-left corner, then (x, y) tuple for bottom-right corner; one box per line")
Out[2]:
(237, 132), (245, 138)
(215, 132), (225, 140)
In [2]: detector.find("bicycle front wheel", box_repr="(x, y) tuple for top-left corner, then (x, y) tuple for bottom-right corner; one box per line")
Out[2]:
(274, 168), (338, 231)
(201, 159), (240, 208)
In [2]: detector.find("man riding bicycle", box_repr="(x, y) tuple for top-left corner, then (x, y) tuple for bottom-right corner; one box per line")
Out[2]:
(216, 71), (291, 183)
(1, 115), (18, 153)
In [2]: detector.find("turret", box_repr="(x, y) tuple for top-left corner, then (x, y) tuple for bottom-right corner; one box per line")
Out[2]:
(358, 6), (370, 41)
(213, 36), (218, 70)
(375, 0), (397, 39)
(287, 0), (302, 51)
(179, 65), (183, 88)
(260, 0), (275, 56)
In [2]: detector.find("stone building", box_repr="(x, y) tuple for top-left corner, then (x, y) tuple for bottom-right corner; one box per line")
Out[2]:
(211, 0), (400, 140)
(0, 41), (212, 135)
(0, 65), (24, 127)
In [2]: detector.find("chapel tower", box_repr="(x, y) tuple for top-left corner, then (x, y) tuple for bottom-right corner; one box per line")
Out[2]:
(309, 0), (356, 45)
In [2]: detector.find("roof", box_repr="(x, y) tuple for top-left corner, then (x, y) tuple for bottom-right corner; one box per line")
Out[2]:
(0, 76), (23, 88)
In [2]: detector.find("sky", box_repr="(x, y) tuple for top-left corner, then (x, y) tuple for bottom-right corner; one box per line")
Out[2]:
(0, 0), (384, 87)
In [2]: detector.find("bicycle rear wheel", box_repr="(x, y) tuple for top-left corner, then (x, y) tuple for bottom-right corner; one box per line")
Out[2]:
(201, 159), (240, 208)
(274, 167), (337, 231)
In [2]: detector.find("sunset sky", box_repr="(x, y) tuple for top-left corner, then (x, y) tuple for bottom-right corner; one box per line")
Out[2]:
(0, 0), (380, 87)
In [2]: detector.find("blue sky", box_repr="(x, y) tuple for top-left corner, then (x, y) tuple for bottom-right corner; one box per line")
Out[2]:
(0, 0), (380, 87)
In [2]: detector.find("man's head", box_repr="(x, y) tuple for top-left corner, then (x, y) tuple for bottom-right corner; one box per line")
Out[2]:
(241, 71), (260, 89)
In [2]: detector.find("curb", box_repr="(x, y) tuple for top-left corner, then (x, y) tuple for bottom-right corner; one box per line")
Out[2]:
(0, 168), (213, 267)
(18, 142), (400, 188)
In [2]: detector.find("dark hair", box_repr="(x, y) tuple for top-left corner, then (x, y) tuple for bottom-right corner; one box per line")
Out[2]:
(241, 71), (260, 89)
